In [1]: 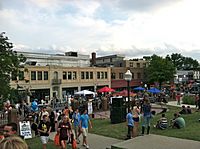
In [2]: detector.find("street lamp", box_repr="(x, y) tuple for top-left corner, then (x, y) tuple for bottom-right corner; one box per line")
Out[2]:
(124, 70), (132, 111)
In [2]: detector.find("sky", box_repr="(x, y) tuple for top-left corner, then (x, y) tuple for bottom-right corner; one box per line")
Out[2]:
(0, 0), (200, 60)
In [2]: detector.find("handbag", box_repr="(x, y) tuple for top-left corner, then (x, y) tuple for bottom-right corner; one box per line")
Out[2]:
(54, 133), (60, 146)
(72, 139), (77, 149)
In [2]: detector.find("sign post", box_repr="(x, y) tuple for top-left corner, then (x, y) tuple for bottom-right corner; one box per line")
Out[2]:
(19, 121), (32, 139)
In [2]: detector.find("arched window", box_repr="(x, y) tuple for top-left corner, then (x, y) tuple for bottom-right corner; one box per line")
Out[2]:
(54, 71), (58, 79)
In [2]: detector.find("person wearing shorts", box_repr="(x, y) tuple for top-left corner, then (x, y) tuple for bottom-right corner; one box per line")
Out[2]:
(80, 109), (92, 149)
(72, 108), (81, 143)
(58, 116), (71, 149)
(133, 103), (140, 137)
(38, 115), (51, 149)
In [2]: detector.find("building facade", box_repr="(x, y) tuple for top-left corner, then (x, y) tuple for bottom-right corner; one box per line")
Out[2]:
(92, 53), (148, 89)
(17, 51), (90, 67)
(10, 66), (111, 103)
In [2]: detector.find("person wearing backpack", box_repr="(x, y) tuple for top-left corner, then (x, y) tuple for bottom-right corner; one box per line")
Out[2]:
(31, 99), (38, 112)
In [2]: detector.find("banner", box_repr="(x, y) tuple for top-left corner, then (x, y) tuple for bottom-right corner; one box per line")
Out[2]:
(88, 102), (93, 114)
(19, 121), (32, 139)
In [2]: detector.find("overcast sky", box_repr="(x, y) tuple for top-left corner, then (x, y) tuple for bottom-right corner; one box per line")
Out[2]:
(0, 0), (200, 60)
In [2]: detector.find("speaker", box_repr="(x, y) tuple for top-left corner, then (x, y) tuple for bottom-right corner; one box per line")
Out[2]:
(112, 97), (125, 107)
(110, 106), (126, 124)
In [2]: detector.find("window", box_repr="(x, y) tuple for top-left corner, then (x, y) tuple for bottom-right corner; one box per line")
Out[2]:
(68, 72), (72, 80)
(63, 71), (67, 80)
(81, 72), (85, 79)
(90, 72), (93, 79)
(44, 71), (48, 80)
(137, 73), (141, 79)
(119, 73), (124, 79)
(11, 72), (17, 81)
(111, 73), (116, 79)
(132, 73), (134, 79)
(97, 72), (100, 79)
(37, 71), (42, 80)
(18, 71), (24, 80)
(137, 63), (140, 68)
(105, 72), (107, 79)
(130, 62), (133, 67)
(110, 58), (112, 62)
(31, 71), (36, 80)
(72, 72), (77, 80)
(119, 63), (122, 67)
(86, 72), (89, 79)
(101, 72), (104, 79)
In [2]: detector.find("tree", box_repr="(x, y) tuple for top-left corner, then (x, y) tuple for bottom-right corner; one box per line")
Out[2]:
(0, 32), (26, 101)
(146, 54), (176, 89)
(166, 53), (199, 70)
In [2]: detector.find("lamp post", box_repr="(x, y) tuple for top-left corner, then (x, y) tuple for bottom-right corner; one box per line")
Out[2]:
(124, 70), (132, 111)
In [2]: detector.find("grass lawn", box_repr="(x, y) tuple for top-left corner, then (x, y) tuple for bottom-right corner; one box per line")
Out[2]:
(90, 106), (200, 141)
(26, 137), (60, 149)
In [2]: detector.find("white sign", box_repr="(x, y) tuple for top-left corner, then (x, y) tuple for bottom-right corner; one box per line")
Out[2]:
(19, 121), (32, 139)
(88, 102), (93, 114)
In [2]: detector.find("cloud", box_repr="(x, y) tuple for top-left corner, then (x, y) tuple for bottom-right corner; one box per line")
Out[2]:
(117, 0), (182, 12)
(0, 0), (200, 62)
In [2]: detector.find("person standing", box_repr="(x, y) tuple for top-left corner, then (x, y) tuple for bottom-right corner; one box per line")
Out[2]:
(176, 93), (181, 105)
(54, 109), (60, 131)
(3, 123), (18, 138)
(141, 99), (152, 135)
(126, 109), (134, 139)
(39, 107), (49, 121)
(80, 109), (92, 149)
(72, 108), (81, 143)
(58, 116), (71, 149)
(38, 115), (51, 149)
(132, 103), (140, 137)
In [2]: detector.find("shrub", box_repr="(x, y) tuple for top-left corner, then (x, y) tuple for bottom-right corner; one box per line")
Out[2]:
(182, 95), (195, 105)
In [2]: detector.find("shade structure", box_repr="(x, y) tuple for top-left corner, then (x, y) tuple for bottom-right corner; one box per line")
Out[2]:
(147, 88), (161, 94)
(114, 90), (136, 97)
(74, 90), (95, 96)
(97, 86), (115, 93)
(134, 86), (145, 91)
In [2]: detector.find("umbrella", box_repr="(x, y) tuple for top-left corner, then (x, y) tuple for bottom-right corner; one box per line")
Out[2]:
(134, 86), (145, 91)
(147, 88), (161, 94)
(114, 90), (136, 97)
(97, 86), (115, 93)
(74, 90), (95, 96)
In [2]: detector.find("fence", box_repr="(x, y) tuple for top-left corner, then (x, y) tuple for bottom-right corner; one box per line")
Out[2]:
(0, 111), (8, 126)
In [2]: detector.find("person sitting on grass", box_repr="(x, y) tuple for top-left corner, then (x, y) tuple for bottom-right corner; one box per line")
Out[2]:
(172, 113), (185, 129)
(155, 113), (168, 130)
(179, 105), (188, 114)
(186, 106), (192, 114)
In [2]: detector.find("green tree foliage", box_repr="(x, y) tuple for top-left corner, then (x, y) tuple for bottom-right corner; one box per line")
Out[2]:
(0, 32), (26, 100)
(146, 54), (176, 89)
(166, 53), (199, 70)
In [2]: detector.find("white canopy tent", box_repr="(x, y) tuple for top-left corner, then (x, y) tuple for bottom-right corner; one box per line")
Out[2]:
(74, 90), (95, 96)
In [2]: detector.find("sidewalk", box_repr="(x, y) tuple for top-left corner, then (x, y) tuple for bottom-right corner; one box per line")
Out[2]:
(49, 132), (122, 149)
(167, 101), (196, 108)
(111, 134), (200, 149)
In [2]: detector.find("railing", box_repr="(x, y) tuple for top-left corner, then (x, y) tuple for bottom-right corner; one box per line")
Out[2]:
(0, 111), (8, 126)
(52, 79), (62, 85)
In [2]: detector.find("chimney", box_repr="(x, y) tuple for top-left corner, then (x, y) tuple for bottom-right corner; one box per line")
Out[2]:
(91, 52), (96, 66)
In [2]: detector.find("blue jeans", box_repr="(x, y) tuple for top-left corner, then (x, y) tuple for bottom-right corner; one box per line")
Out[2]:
(142, 115), (151, 127)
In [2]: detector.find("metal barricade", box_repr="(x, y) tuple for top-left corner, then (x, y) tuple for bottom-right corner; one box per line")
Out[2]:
(0, 111), (8, 125)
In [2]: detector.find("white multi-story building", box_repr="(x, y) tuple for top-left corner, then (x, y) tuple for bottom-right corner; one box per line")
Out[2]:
(17, 51), (90, 67)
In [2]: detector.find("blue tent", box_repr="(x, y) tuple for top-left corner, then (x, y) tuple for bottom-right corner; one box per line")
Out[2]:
(134, 86), (145, 91)
(147, 88), (161, 93)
